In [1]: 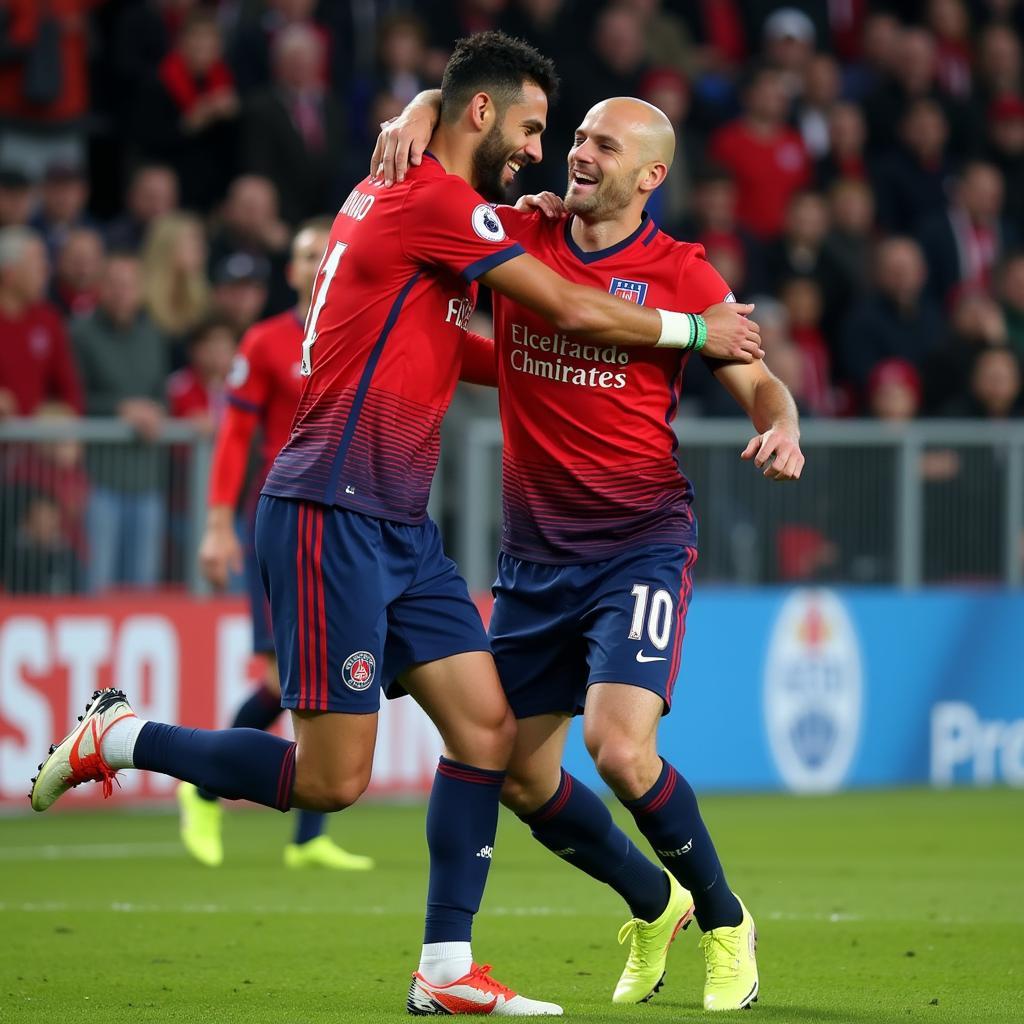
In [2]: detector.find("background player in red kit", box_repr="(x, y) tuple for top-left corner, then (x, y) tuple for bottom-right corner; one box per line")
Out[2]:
(175, 220), (373, 873)
(31, 34), (763, 1015)
(376, 94), (804, 1011)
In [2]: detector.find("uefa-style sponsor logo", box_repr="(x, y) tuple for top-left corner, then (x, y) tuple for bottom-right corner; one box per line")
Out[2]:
(342, 650), (376, 692)
(471, 204), (506, 242)
(763, 589), (862, 793)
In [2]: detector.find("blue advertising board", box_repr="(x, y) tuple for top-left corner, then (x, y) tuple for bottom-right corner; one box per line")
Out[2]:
(560, 588), (1024, 793)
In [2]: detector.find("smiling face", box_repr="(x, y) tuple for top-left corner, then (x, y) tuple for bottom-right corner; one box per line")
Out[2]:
(471, 80), (547, 202)
(564, 98), (672, 221)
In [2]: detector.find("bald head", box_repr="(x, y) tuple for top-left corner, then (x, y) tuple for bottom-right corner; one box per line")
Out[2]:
(565, 96), (675, 221)
(587, 96), (676, 165)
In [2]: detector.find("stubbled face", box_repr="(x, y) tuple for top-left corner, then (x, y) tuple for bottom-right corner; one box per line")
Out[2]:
(288, 227), (329, 310)
(472, 82), (547, 202)
(565, 105), (646, 220)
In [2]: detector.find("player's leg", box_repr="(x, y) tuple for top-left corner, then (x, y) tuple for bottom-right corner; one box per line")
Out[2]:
(387, 523), (560, 1015)
(500, 712), (671, 926)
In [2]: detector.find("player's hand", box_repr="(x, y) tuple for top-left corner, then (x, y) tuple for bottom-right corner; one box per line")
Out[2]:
(515, 192), (565, 219)
(741, 426), (804, 481)
(199, 522), (243, 590)
(701, 302), (764, 363)
(370, 110), (433, 187)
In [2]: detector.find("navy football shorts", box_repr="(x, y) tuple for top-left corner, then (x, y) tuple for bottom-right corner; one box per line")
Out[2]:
(489, 544), (698, 719)
(244, 514), (274, 655)
(254, 494), (489, 713)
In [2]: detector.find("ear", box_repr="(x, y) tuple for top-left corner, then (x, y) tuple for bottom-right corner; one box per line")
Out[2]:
(637, 162), (668, 195)
(467, 91), (494, 132)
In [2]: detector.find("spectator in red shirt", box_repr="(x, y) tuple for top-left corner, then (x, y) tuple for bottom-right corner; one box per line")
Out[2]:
(709, 65), (811, 241)
(167, 317), (237, 436)
(0, 225), (82, 418)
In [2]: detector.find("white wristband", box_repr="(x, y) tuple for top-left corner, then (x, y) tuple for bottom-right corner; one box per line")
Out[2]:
(655, 308), (692, 349)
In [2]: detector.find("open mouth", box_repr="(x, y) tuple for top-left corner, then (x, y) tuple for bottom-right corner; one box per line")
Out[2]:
(569, 169), (599, 191)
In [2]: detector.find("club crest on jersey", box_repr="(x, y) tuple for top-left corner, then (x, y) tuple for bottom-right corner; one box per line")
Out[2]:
(342, 651), (375, 691)
(609, 278), (648, 305)
(472, 204), (506, 242)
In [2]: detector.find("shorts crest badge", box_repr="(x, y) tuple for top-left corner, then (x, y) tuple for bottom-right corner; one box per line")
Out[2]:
(342, 651), (376, 691)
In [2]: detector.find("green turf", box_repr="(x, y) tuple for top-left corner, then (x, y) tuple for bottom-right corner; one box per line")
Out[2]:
(1, 788), (1022, 1023)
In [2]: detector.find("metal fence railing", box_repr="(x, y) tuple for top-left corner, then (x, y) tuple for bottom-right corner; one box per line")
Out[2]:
(1, 416), (1022, 596)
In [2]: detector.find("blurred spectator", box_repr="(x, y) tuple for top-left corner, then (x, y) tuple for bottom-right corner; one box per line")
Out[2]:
(0, 0), (100, 180)
(141, 212), (211, 357)
(872, 99), (956, 234)
(1000, 251), (1024, 356)
(500, 0), (575, 68)
(923, 291), (1010, 409)
(242, 23), (345, 226)
(762, 6), (817, 102)
(943, 344), (1024, 417)
(823, 177), (877, 300)
(709, 66), (811, 241)
(779, 276), (835, 416)
(423, 0), (507, 77)
(620, 0), (699, 79)
(984, 96), (1024, 232)
(638, 68), (693, 233)
(208, 175), (290, 313)
(842, 10), (903, 101)
(166, 317), (237, 436)
(105, 164), (180, 253)
(796, 54), (842, 161)
(133, 9), (240, 212)
(927, 0), (974, 98)
(72, 251), (169, 591)
(373, 15), (431, 107)
(0, 489), (82, 594)
(30, 161), (94, 260)
(972, 23), (1023, 117)
(816, 102), (869, 189)
(838, 237), (945, 400)
(0, 225), (81, 417)
(50, 225), (104, 319)
(766, 191), (853, 329)
(866, 358), (923, 421)
(0, 167), (36, 227)
(229, 0), (331, 95)
(111, 0), (201, 104)
(917, 161), (1014, 303)
(211, 252), (271, 335)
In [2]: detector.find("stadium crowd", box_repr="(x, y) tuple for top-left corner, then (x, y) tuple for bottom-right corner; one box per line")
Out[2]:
(2, 0), (1024, 592)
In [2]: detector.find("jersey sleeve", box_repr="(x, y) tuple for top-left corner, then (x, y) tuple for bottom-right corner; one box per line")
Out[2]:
(402, 178), (525, 283)
(677, 246), (735, 311)
(225, 326), (272, 413)
(459, 331), (497, 388)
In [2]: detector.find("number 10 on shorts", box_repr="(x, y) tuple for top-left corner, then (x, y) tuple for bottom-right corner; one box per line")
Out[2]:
(628, 584), (673, 650)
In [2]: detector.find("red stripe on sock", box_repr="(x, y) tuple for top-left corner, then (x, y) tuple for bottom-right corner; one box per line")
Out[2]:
(532, 771), (573, 824)
(645, 765), (678, 815)
(437, 762), (504, 786)
(295, 504), (309, 709)
(313, 507), (329, 712)
(276, 742), (296, 811)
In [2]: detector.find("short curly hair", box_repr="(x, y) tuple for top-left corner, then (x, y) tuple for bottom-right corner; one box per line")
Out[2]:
(440, 31), (559, 125)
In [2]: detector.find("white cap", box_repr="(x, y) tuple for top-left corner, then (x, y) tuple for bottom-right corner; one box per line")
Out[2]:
(764, 7), (815, 44)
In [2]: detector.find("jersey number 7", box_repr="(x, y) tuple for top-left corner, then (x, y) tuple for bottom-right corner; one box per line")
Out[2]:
(301, 241), (347, 376)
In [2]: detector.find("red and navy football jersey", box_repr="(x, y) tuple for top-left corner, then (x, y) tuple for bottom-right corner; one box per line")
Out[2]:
(492, 208), (732, 564)
(262, 154), (524, 521)
(226, 310), (306, 475)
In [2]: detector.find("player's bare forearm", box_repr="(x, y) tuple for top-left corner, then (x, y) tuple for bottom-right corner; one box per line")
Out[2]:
(482, 254), (762, 352)
(370, 90), (441, 185)
(714, 360), (804, 480)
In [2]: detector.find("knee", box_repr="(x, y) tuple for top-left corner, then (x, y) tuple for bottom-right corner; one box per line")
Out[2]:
(500, 768), (553, 816)
(587, 736), (652, 800)
(451, 704), (517, 771)
(298, 770), (371, 813)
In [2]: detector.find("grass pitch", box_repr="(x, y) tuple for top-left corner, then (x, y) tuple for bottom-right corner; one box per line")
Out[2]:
(1, 788), (1021, 1023)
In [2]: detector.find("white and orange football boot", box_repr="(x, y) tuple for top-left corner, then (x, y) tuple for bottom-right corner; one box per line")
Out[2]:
(30, 688), (135, 811)
(407, 963), (562, 1016)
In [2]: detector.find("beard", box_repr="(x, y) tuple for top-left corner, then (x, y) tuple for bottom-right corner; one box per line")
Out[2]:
(473, 122), (514, 203)
(564, 170), (639, 220)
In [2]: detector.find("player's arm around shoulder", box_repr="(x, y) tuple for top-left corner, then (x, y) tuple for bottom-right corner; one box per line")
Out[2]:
(712, 357), (805, 482)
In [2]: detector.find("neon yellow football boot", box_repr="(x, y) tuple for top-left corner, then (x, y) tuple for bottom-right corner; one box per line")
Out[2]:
(283, 835), (375, 870)
(699, 897), (759, 1011)
(176, 781), (224, 867)
(612, 871), (695, 1003)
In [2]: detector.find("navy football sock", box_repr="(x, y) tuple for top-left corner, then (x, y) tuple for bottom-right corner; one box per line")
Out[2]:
(423, 757), (505, 943)
(134, 722), (295, 811)
(624, 759), (742, 931)
(293, 810), (326, 845)
(197, 685), (282, 802)
(520, 770), (669, 923)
